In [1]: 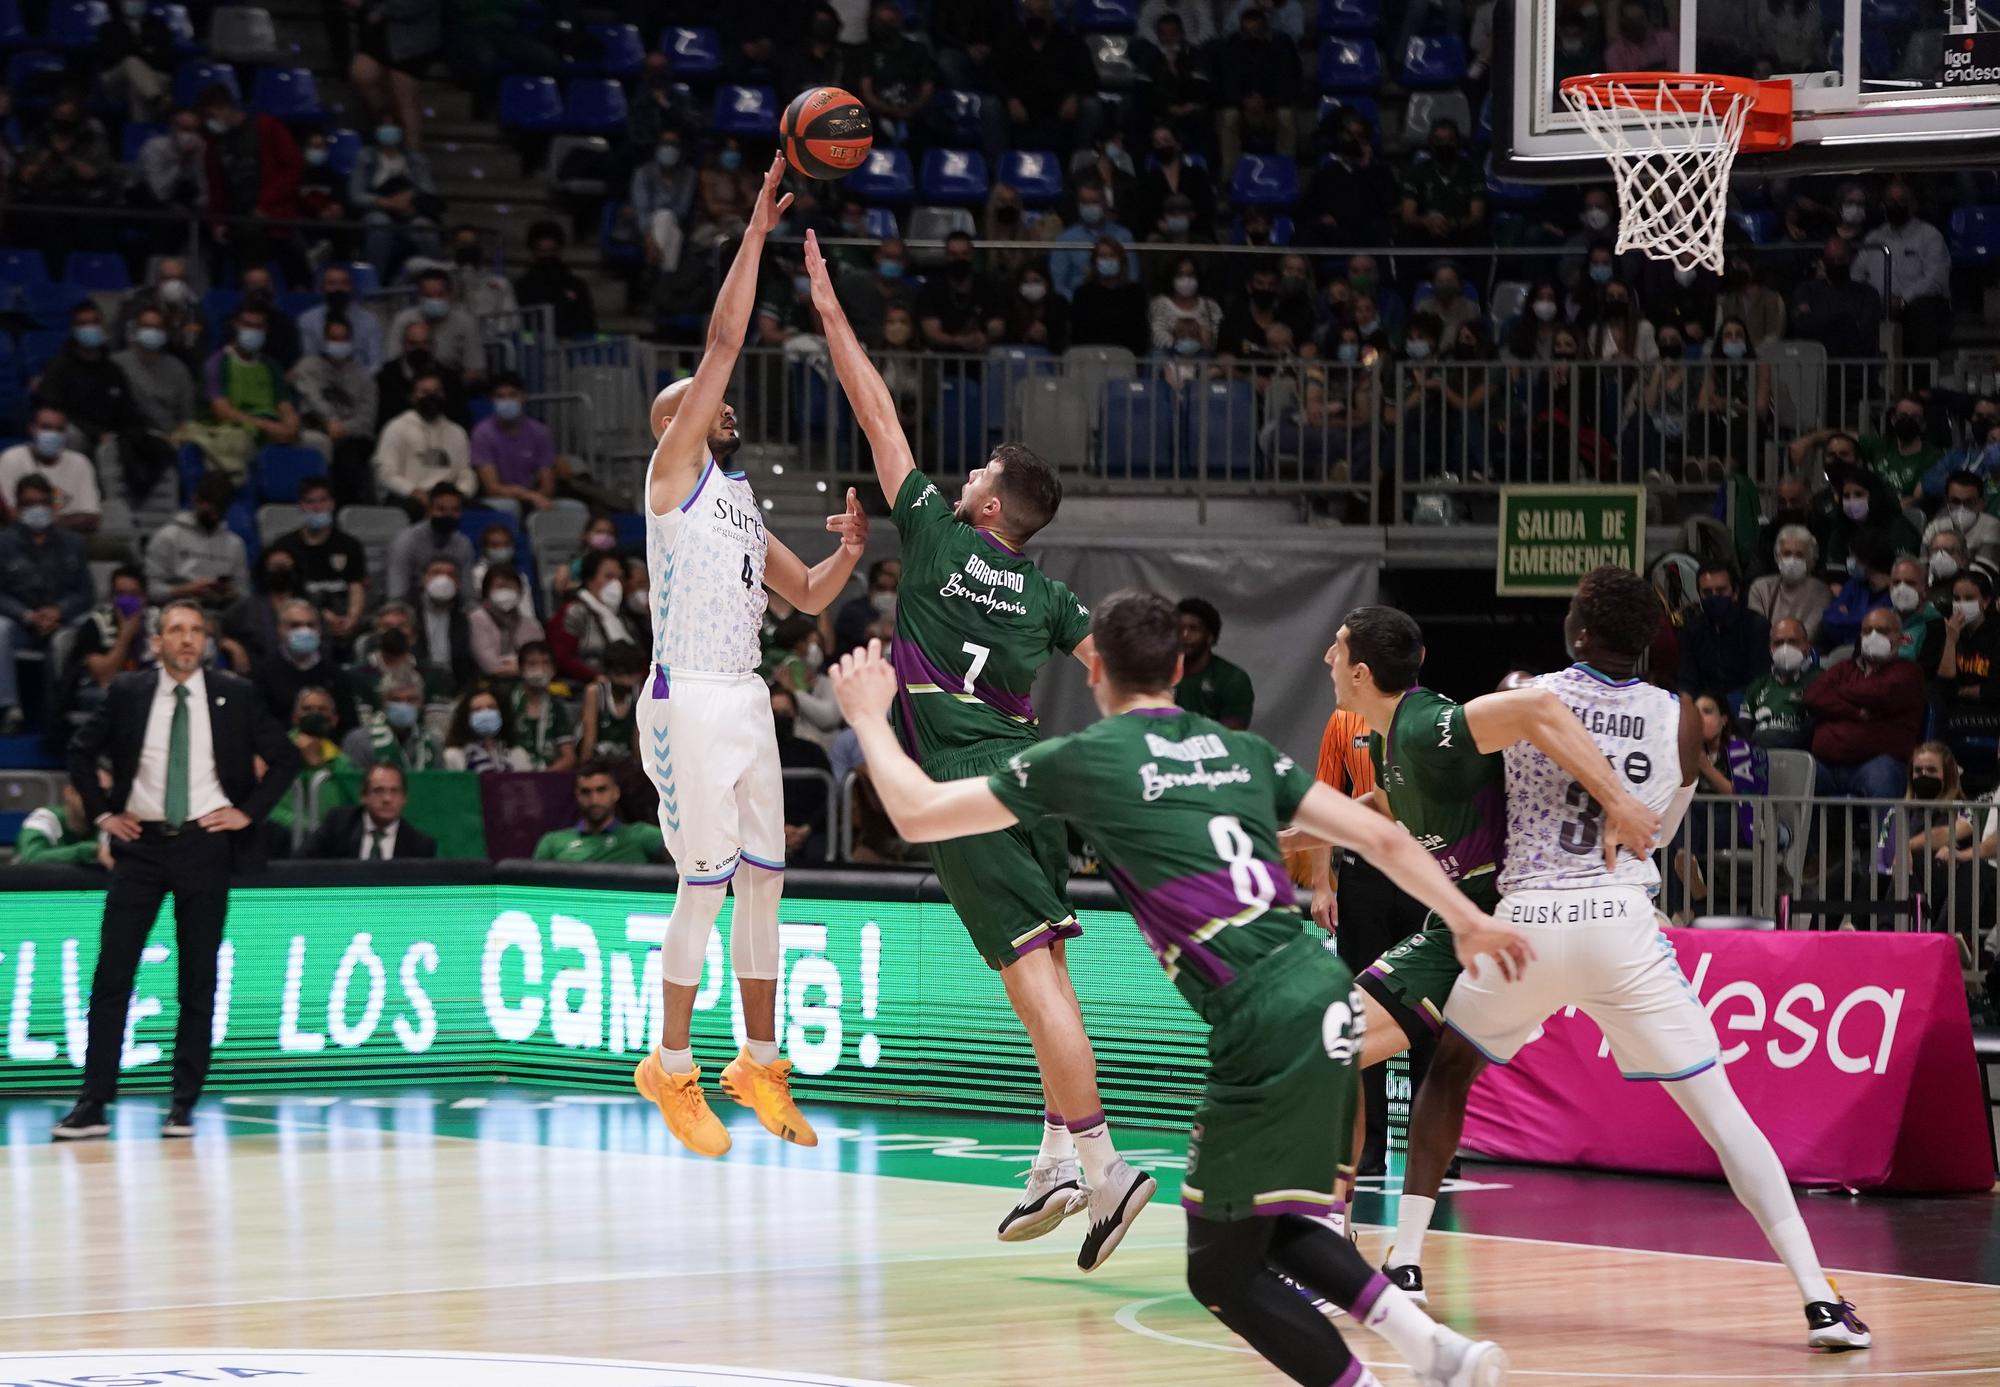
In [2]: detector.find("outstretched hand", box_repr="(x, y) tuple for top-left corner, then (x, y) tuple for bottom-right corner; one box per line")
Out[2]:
(831, 638), (899, 724)
(749, 152), (795, 236)
(826, 486), (867, 554)
(804, 229), (842, 313)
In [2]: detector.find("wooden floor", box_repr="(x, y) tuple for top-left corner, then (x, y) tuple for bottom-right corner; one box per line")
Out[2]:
(6, 1098), (1998, 1386)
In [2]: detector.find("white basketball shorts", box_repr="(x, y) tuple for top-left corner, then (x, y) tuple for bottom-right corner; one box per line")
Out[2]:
(1442, 885), (1721, 1082)
(636, 668), (785, 884)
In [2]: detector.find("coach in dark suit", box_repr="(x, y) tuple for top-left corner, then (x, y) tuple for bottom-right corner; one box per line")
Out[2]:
(53, 599), (301, 1142)
(299, 763), (437, 860)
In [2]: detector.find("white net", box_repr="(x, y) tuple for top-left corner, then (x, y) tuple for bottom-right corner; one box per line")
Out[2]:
(1559, 76), (1752, 275)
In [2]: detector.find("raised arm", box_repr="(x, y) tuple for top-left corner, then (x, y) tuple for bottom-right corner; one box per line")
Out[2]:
(803, 229), (914, 505)
(763, 488), (869, 615)
(1464, 687), (1661, 872)
(648, 154), (793, 514)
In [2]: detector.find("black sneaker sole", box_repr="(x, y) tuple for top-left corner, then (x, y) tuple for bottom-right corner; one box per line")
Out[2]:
(1077, 1171), (1157, 1272)
(997, 1180), (1082, 1242)
(51, 1124), (110, 1141)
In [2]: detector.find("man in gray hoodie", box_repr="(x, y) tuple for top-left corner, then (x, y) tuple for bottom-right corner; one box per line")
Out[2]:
(143, 471), (250, 608)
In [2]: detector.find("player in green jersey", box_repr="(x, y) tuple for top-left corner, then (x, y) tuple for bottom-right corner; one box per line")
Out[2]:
(829, 591), (1531, 1387)
(805, 232), (1138, 1261)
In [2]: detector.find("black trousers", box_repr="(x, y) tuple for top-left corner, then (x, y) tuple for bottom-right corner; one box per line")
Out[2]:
(82, 825), (233, 1105)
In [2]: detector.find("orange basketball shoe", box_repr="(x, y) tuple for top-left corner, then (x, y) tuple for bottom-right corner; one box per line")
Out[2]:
(633, 1055), (731, 1158)
(719, 1049), (818, 1146)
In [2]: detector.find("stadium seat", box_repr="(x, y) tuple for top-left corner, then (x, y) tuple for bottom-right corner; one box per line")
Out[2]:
(20, 329), (66, 377)
(610, 511), (645, 552)
(929, 89), (984, 146)
(919, 149), (990, 205)
(937, 378), (986, 469)
(908, 204), (976, 244)
(252, 445), (322, 504)
(848, 147), (915, 203)
(63, 252), (128, 291)
(1729, 207), (1779, 243)
(1483, 170), (1547, 209)
(498, 75), (564, 132)
(1229, 154), (1298, 207)
(1087, 33), (1139, 88)
(153, 2), (197, 53)
(342, 261), (381, 296)
(0, 248), (49, 289)
(1191, 379), (1257, 479)
(1861, 0), (1918, 28)
(1229, 214), (1295, 245)
(1316, 37), (1380, 93)
(207, 5), (280, 62)
(256, 502), (303, 545)
(201, 287), (242, 338)
(326, 126), (361, 175)
(277, 290), (317, 318)
(662, 25), (721, 79)
(1101, 378), (1178, 479)
(1489, 280), (1529, 326)
(794, 360), (855, 447)
(999, 151), (1064, 207)
(1399, 34), (1467, 89)
(25, 281), (88, 326)
(174, 59), (240, 107)
(711, 84), (778, 137)
(6, 50), (68, 106)
(589, 22), (645, 77)
(598, 200), (641, 268)
(548, 133), (612, 195)
(1011, 376), (1090, 468)
(253, 66), (324, 121)
(1412, 279), (1481, 312)
(0, 336), (25, 430)
(1950, 207), (2000, 266)
(1317, 94), (1382, 147)
(984, 345), (1052, 431)
(0, 0), (24, 46)
(863, 207), (901, 240)
(1072, 0), (1137, 31)
(1403, 91), (1471, 149)
(44, 0), (107, 52)
(1476, 90), (1493, 145)
(120, 121), (163, 162)
(564, 78), (627, 133)
(1317, 0), (1380, 35)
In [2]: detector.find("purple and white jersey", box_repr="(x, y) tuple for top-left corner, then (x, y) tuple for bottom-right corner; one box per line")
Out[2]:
(1498, 664), (1681, 897)
(643, 450), (767, 677)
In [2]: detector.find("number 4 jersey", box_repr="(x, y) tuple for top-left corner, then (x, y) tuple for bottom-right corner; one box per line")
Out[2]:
(988, 707), (1319, 1020)
(1499, 664), (1683, 896)
(645, 451), (767, 677)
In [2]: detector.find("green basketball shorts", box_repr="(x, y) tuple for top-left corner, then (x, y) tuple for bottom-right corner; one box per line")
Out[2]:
(925, 743), (1080, 971)
(1356, 916), (1463, 1048)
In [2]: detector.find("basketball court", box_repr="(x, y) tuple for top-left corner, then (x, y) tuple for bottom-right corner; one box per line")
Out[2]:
(6, 1088), (1996, 1384)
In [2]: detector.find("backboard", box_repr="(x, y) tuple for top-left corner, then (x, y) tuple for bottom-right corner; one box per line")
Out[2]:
(1492, 0), (2000, 180)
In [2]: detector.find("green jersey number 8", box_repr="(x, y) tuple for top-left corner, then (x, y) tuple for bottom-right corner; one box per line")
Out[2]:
(1208, 814), (1276, 913)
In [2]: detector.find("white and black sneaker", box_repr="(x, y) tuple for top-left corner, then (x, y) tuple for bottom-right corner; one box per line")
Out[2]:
(1805, 1294), (1871, 1351)
(1076, 1161), (1156, 1272)
(51, 1101), (109, 1141)
(1384, 1260), (1429, 1307)
(998, 1159), (1085, 1242)
(1415, 1325), (1509, 1387)
(161, 1102), (195, 1138)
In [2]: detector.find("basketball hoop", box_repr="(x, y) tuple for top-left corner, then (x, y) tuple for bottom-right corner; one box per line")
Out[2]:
(1559, 73), (1793, 274)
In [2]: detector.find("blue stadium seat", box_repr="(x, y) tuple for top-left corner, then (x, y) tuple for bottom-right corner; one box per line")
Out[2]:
(0, 0), (24, 46)
(999, 151), (1064, 207)
(1949, 207), (2000, 266)
(0, 248), (49, 288)
(202, 286), (241, 338)
(662, 25), (721, 79)
(1102, 378), (1177, 479)
(0, 336), (25, 430)
(864, 207), (901, 240)
(253, 65), (324, 120)
(326, 126), (361, 174)
(919, 149), (989, 205)
(564, 77), (627, 133)
(1729, 207), (1778, 243)
(711, 84), (778, 136)
(343, 261), (381, 296)
(930, 89), (984, 146)
(498, 75), (564, 131)
(599, 201), (641, 268)
(1476, 90), (1492, 145)
(44, 0), (107, 51)
(1484, 170), (1547, 209)
(6, 51), (68, 106)
(937, 378), (986, 468)
(794, 361), (855, 445)
(589, 22), (645, 77)
(611, 511), (645, 551)
(120, 120), (163, 162)
(25, 281), (88, 326)
(20, 329), (66, 377)
(175, 59), (240, 107)
(1862, 0), (1918, 26)
(1317, 94), (1382, 147)
(152, 2), (197, 53)
(1316, 37), (1380, 93)
(984, 345), (1052, 430)
(1229, 154), (1298, 207)
(63, 251), (128, 291)
(1412, 279), (1481, 312)
(847, 147), (915, 203)
(1399, 34), (1466, 88)
(1317, 0), (1380, 34)
(253, 445), (322, 503)
(277, 290), (317, 318)
(1072, 0), (1137, 30)
(1190, 379), (1256, 478)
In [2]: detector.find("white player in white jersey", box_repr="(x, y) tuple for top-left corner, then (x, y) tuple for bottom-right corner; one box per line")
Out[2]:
(630, 153), (870, 1160)
(1388, 567), (1872, 1352)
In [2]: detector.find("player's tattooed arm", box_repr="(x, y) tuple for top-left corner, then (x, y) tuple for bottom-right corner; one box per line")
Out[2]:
(765, 489), (869, 614)
(1464, 688), (1661, 874)
(802, 229), (915, 505)
(829, 639), (1021, 842)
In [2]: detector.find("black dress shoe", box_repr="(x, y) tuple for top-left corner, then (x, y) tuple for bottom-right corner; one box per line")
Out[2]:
(52, 1101), (110, 1141)
(162, 1102), (195, 1138)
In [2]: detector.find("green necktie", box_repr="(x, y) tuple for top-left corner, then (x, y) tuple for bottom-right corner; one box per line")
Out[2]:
(365, 828), (381, 860)
(165, 684), (190, 828)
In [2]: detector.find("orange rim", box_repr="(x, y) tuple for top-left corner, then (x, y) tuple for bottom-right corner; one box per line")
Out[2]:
(1559, 71), (1794, 153)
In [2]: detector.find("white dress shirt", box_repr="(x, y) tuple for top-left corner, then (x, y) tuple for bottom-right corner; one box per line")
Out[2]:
(125, 669), (232, 823)
(358, 815), (400, 859)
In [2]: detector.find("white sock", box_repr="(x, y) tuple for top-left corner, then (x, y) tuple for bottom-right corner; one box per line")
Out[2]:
(1067, 1111), (1119, 1188)
(747, 1038), (780, 1067)
(656, 1044), (694, 1075)
(1770, 1216), (1838, 1305)
(1389, 1195), (1437, 1268)
(1358, 1276), (1440, 1374)
(1037, 1110), (1075, 1165)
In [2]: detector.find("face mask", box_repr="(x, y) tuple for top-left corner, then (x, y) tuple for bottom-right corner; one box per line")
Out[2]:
(1890, 582), (1921, 614)
(494, 397), (523, 423)
(1078, 204), (1104, 226)
(385, 701), (420, 731)
(1886, 202), (1912, 227)
(1911, 772), (1944, 799)
(1356, 317), (1380, 337)
(469, 707), (503, 738)
(490, 587), (521, 613)
(1931, 551), (1961, 581)
(1674, 267), (1697, 287)
(74, 324), (106, 350)
(429, 516), (458, 542)
(33, 430), (65, 459)
(1826, 260), (1851, 283)
(426, 574), (457, 603)
(194, 508), (220, 533)
(718, 149), (743, 171)
(1891, 415), (1923, 443)
(524, 668), (551, 690)
(772, 713), (796, 741)
(19, 504), (53, 530)
(801, 643), (825, 674)
(206, 117), (227, 135)
(1777, 555), (1808, 582)
(1431, 144), (1458, 162)
(1840, 201), (1866, 227)
(1250, 289), (1277, 311)
(1604, 297), (1629, 316)
(1658, 337), (1682, 355)
(160, 279), (191, 305)
(112, 592), (144, 618)
(1859, 631), (1894, 661)
(588, 532), (616, 551)
(626, 590), (647, 614)
(297, 713), (331, 738)
(415, 396), (446, 422)
(1349, 271), (1377, 294)
(1336, 342), (1360, 363)
(1532, 299), (1558, 322)
(1095, 257), (1121, 279)
(1771, 643), (1806, 673)
(1173, 275), (1199, 298)
(286, 627), (322, 658)
(1947, 504), (1979, 532)
(1588, 264), (1614, 285)
(1700, 594), (1734, 622)
(453, 243), (482, 267)
(377, 125), (403, 147)
(236, 327), (265, 354)
(132, 324), (169, 352)
(1956, 599), (1985, 626)
(877, 260), (904, 280)
(1019, 281), (1047, 303)
(657, 144), (682, 168)
(302, 509), (332, 531)
(1583, 207), (1611, 232)
(1433, 280), (1459, 301)
(1405, 340), (1432, 360)
(1841, 496), (1870, 522)
(946, 260), (973, 282)
(596, 579), (624, 610)
(321, 339), (357, 365)
(1174, 337), (1201, 356)
(1721, 340), (1747, 359)
(871, 590), (896, 615)
(420, 297), (450, 320)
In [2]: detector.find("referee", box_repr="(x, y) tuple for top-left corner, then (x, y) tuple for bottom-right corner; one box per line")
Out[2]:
(52, 600), (301, 1141)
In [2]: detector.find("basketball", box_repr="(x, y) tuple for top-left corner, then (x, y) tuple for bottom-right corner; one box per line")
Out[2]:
(780, 86), (873, 180)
